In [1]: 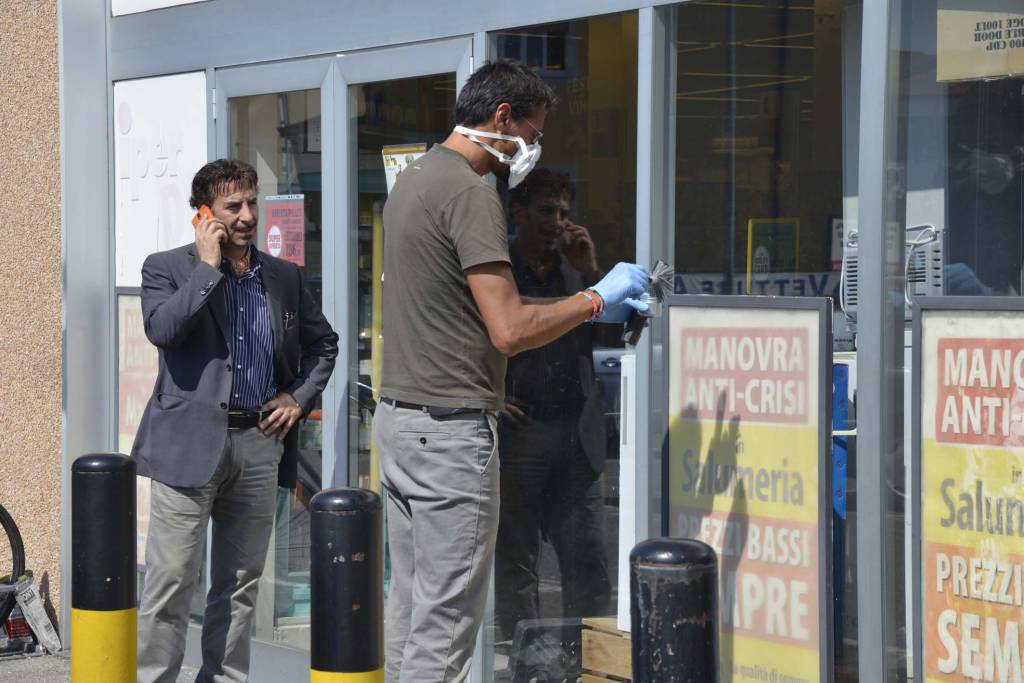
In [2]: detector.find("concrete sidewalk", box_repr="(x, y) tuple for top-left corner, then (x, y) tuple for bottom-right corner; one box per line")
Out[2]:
(0, 651), (199, 682)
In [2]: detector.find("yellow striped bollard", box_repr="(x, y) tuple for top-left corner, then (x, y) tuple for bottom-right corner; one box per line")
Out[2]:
(71, 453), (136, 681)
(310, 488), (383, 682)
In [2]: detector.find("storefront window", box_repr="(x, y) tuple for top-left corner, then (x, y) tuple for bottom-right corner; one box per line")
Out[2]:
(886, 0), (1024, 680)
(489, 13), (638, 680)
(889, 0), (1024, 296)
(670, 1), (862, 680)
(229, 89), (323, 649)
(673, 0), (858, 303)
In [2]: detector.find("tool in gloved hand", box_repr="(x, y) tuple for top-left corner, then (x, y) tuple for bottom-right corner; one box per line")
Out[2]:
(591, 262), (650, 322)
(623, 260), (674, 345)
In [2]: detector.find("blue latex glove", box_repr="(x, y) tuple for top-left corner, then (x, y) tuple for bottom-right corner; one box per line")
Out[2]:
(592, 262), (649, 307)
(596, 297), (649, 323)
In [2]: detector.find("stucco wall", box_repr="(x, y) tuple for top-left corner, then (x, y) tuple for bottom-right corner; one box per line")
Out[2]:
(0, 0), (63, 626)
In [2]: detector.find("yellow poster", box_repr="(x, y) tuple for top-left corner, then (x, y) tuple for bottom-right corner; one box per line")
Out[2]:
(919, 310), (1024, 682)
(667, 303), (826, 683)
(937, 0), (1024, 82)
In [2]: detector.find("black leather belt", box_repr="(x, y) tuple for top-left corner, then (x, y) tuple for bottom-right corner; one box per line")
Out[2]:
(227, 410), (264, 430)
(380, 396), (486, 418)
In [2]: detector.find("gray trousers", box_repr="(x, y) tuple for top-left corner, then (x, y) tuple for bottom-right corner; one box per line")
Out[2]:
(137, 427), (283, 683)
(374, 400), (499, 683)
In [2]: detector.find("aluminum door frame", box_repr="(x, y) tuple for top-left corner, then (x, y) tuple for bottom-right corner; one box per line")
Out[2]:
(332, 36), (473, 484)
(206, 55), (336, 681)
(331, 33), (479, 678)
(214, 55), (339, 484)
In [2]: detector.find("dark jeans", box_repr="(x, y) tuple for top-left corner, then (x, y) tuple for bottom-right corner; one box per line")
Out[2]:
(495, 414), (612, 641)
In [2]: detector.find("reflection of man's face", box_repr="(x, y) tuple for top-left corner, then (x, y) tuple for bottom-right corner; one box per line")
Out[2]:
(514, 192), (570, 253)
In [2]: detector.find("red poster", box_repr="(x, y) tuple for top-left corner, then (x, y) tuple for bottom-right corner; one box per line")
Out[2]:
(933, 337), (1024, 448)
(678, 326), (811, 424)
(119, 296), (158, 453)
(117, 295), (159, 566)
(264, 194), (305, 266)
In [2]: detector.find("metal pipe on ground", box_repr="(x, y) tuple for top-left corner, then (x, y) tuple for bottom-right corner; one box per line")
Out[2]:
(71, 453), (136, 682)
(310, 487), (384, 682)
(630, 538), (718, 683)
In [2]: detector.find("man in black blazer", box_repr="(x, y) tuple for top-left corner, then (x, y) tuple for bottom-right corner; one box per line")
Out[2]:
(133, 159), (338, 683)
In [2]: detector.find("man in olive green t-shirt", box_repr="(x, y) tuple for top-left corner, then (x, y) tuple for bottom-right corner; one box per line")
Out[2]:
(374, 59), (650, 683)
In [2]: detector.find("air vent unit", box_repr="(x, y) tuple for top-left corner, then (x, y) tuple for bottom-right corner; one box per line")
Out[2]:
(840, 224), (943, 321)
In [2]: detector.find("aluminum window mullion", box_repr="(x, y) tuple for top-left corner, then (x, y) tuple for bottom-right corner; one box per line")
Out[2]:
(61, 0), (115, 644)
(320, 61), (343, 489)
(469, 30), (495, 683)
(635, 5), (674, 547)
(855, 0), (902, 678)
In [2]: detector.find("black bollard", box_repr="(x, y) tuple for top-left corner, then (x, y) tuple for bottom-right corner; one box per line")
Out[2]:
(310, 488), (384, 682)
(71, 453), (136, 682)
(630, 538), (718, 683)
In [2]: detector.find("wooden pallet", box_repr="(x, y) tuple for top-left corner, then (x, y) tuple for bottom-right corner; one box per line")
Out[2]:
(581, 617), (632, 682)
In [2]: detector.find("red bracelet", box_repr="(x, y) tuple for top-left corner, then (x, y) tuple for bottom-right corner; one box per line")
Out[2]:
(578, 290), (602, 321)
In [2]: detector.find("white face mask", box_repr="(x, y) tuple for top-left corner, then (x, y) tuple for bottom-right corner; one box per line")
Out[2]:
(454, 124), (542, 189)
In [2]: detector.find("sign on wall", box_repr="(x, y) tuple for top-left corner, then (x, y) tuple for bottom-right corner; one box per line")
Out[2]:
(114, 71), (208, 287)
(665, 296), (832, 683)
(938, 0), (1024, 82)
(675, 272), (842, 299)
(914, 301), (1024, 682)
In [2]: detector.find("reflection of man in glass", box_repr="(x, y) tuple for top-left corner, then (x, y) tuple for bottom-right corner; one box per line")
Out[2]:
(496, 168), (612, 642)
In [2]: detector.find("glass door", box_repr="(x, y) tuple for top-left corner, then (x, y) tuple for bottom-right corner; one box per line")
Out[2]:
(214, 56), (336, 679)
(488, 15), (639, 681)
(333, 38), (473, 490)
(332, 33), (476, 675)
(350, 74), (457, 487)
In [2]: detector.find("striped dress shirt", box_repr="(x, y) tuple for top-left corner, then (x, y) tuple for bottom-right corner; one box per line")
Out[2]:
(222, 248), (277, 410)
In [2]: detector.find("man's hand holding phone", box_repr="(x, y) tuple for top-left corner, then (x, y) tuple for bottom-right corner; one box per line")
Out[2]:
(193, 205), (227, 269)
(560, 220), (599, 276)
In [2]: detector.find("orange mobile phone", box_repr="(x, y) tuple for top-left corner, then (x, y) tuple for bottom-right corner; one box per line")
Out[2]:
(192, 205), (213, 229)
